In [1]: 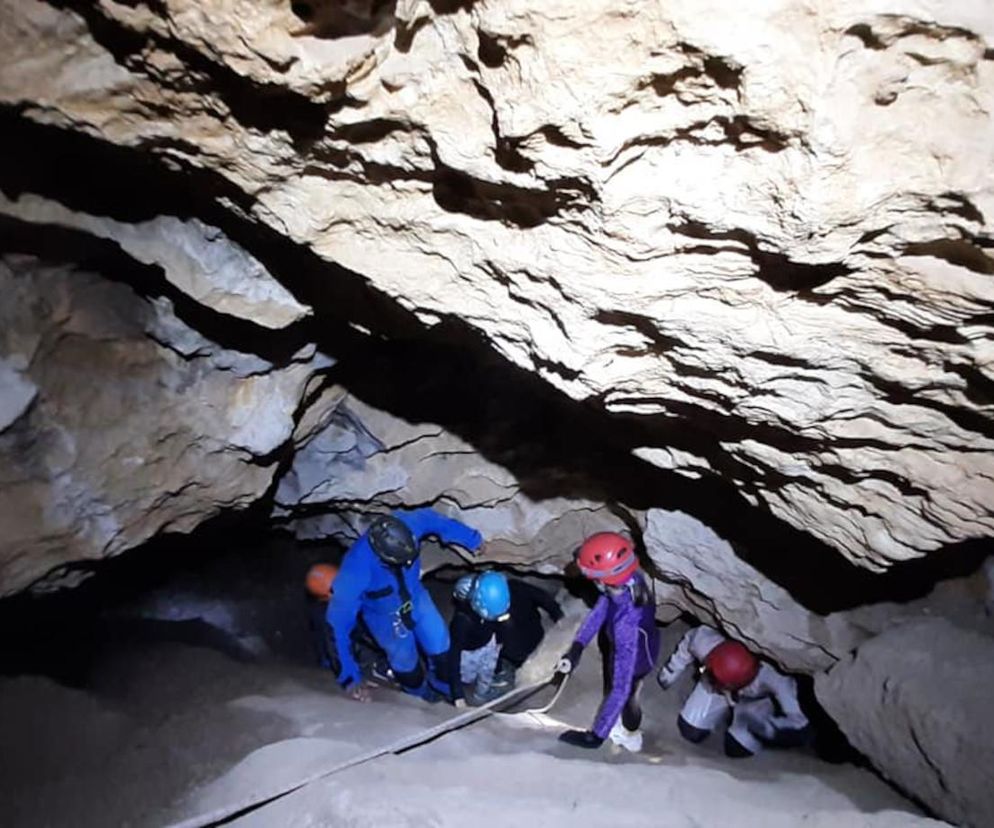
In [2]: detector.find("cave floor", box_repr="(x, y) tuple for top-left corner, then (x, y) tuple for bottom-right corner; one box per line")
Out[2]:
(0, 603), (948, 828)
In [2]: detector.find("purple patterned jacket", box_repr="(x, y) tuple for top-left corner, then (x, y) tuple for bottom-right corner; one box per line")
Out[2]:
(574, 572), (660, 739)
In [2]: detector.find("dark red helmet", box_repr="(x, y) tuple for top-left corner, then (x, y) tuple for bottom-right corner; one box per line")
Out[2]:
(705, 641), (759, 690)
(575, 532), (639, 586)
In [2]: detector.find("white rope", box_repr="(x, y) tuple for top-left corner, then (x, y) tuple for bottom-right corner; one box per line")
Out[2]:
(165, 672), (569, 828)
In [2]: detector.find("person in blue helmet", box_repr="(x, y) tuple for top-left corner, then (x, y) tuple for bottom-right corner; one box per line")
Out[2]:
(448, 571), (512, 707)
(326, 508), (483, 702)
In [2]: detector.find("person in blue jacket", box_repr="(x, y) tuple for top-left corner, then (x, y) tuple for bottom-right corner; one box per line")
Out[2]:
(326, 508), (483, 701)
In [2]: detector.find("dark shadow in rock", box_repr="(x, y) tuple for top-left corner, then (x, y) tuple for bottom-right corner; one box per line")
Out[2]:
(477, 31), (533, 69)
(903, 238), (994, 274)
(288, 0), (398, 41)
(0, 215), (316, 366)
(0, 508), (340, 686)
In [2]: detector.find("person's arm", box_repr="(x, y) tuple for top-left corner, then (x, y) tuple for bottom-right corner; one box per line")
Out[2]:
(574, 594), (608, 648)
(399, 507), (482, 552)
(590, 605), (639, 740)
(557, 594), (608, 675)
(513, 580), (563, 622)
(767, 670), (809, 731)
(658, 628), (697, 688)
(325, 553), (370, 689)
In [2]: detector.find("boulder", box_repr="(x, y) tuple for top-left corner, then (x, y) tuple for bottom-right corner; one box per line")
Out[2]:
(816, 618), (994, 828)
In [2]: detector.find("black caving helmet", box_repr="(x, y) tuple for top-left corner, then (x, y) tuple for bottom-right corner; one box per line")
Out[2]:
(368, 515), (418, 566)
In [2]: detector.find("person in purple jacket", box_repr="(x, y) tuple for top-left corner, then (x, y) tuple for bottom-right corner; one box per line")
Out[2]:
(556, 531), (660, 753)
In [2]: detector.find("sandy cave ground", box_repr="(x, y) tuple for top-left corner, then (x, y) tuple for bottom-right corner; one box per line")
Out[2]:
(0, 594), (946, 828)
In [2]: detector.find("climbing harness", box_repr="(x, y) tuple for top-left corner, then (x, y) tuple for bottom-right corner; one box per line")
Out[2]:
(389, 565), (416, 631)
(165, 671), (571, 828)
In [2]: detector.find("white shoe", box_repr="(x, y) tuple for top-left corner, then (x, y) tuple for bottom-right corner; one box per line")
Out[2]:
(608, 721), (643, 753)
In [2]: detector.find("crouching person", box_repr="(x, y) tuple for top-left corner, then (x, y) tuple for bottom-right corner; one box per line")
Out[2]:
(327, 509), (483, 702)
(449, 571), (511, 707)
(556, 532), (660, 753)
(658, 624), (810, 758)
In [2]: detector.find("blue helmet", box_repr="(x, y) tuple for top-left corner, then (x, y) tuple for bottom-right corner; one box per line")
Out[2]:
(469, 571), (511, 621)
(453, 574), (475, 602)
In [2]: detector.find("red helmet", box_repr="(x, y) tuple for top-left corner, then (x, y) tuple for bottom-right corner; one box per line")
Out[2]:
(705, 641), (759, 690)
(305, 563), (338, 601)
(575, 532), (639, 586)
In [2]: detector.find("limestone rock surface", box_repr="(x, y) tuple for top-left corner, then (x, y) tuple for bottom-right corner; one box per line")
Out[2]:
(0, 253), (328, 595)
(275, 387), (622, 572)
(645, 507), (994, 672)
(0, 193), (311, 330)
(816, 618), (994, 828)
(1, 0), (993, 571)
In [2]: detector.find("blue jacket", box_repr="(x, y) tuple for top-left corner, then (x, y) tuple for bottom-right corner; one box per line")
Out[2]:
(326, 508), (483, 686)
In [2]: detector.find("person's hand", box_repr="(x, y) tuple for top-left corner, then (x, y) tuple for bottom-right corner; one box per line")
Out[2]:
(558, 729), (604, 749)
(347, 682), (371, 703)
(556, 642), (583, 675)
(550, 606), (565, 624)
(657, 669), (675, 690)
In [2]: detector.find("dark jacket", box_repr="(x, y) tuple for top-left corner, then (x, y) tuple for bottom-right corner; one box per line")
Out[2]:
(447, 601), (501, 700)
(499, 580), (562, 666)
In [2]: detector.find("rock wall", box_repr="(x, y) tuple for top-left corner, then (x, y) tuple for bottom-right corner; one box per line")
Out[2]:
(2, 0), (993, 573)
(0, 237), (328, 595)
(817, 619), (994, 828)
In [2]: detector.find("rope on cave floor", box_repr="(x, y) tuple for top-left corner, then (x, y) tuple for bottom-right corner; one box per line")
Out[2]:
(165, 671), (571, 828)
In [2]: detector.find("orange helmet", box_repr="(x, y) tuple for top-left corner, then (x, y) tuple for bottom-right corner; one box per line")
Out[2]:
(575, 532), (639, 587)
(305, 563), (338, 600)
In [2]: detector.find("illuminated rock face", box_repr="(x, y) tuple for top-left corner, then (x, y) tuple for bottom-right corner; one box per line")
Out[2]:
(3, 0), (993, 575)
(0, 252), (329, 595)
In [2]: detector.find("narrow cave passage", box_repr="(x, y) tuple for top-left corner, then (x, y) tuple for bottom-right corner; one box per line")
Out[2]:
(0, 520), (937, 828)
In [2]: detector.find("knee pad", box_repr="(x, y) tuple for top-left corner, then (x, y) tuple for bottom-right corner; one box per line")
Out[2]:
(724, 732), (755, 759)
(677, 716), (710, 744)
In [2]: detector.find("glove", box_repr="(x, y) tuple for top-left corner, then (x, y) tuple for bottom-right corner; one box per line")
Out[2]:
(338, 667), (362, 691)
(550, 603), (565, 624)
(558, 729), (604, 749)
(453, 698), (467, 709)
(556, 641), (584, 675)
(657, 669), (675, 690)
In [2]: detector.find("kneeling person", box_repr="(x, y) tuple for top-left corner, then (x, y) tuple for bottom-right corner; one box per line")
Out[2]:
(658, 624), (810, 758)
